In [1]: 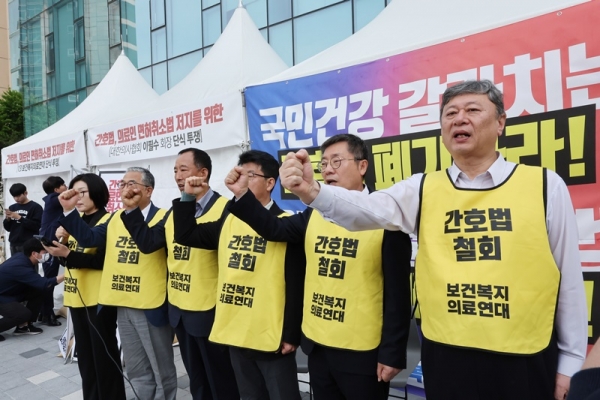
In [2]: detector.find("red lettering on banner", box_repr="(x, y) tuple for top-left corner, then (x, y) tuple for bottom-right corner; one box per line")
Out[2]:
(204, 103), (224, 124)
(95, 132), (115, 146)
(192, 109), (202, 127)
(5, 154), (17, 164)
(19, 151), (30, 163)
(117, 126), (137, 143)
(66, 140), (75, 153)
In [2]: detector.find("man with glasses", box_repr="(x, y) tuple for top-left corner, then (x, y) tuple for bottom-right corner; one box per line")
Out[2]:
(277, 80), (587, 400)
(57, 167), (177, 400)
(117, 148), (240, 400)
(172, 150), (304, 400)
(224, 134), (412, 400)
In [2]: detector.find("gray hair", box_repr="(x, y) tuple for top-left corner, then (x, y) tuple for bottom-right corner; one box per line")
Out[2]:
(440, 80), (505, 119)
(126, 167), (155, 188)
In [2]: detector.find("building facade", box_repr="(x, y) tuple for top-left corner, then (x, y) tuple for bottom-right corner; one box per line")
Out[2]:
(1, 0), (9, 95)
(10, 0), (391, 137)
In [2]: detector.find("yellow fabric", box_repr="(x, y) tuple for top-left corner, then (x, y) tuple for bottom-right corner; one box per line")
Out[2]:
(303, 212), (384, 351)
(164, 196), (228, 311)
(64, 213), (111, 308)
(417, 165), (560, 354)
(99, 209), (168, 309)
(210, 213), (288, 351)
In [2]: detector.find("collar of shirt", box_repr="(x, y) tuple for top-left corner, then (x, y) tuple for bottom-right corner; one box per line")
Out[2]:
(139, 203), (152, 221)
(195, 188), (214, 215)
(264, 199), (274, 210)
(447, 153), (517, 189)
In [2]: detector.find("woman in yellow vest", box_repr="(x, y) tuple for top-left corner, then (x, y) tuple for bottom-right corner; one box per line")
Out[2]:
(44, 174), (126, 400)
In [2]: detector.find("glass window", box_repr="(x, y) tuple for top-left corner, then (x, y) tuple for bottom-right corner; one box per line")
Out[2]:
(8, 0), (19, 34)
(293, 0), (342, 16)
(11, 71), (19, 91)
(75, 0), (84, 19)
(109, 45), (121, 67)
(151, 0), (165, 28)
(77, 89), (87, 105)
(74, 19), (84, 60)
(109, 1), (121, 47)
(47, 99), (57, 125)
(354, 0), (384, 31)
(76, 61), (86, 88)
(221, 0), (237, 26)
(152, 62), (168, 95)
(56, 1), (76, 95)
(268, 0), (291, 24)
(135, 0), (151, 68)
(268, 21), (292, 67)
(166, 0), (202, 58)
(202, 6), (221, 47)
(203, 45), (212, 56)
(139, 67), (152, 87)
(151, 27), (167, 63)
(57, 93), (77, 120)
(259, 27), (267, 42)
(246, 0), (267, 29)
(203, 0), (219, 9)
(10, 34), (19, 69)
(46, 33), (55, 72)
(47, 73), (55, 97)
(168, 51), (203, 88)
(294, 2), (351, 63)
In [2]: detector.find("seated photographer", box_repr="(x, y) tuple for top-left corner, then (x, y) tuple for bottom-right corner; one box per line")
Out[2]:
(0, 237), (64, 340)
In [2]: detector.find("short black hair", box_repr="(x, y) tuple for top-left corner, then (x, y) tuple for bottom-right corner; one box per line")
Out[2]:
(178, 148), (212, 182)
(43, 176), (65, 194)
(69, 173), (110, 210)
(321, 133), (369, 161)
(238, 150), (280, 181)
(24, 238), (45, 256)
(9, 183), (27, 197)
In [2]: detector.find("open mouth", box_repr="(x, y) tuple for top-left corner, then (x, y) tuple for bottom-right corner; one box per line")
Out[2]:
(453, 131), (471, 139)
(325, 179), (337, 185)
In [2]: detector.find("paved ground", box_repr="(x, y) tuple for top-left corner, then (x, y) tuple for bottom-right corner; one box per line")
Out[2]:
(0, 318), (425, 399)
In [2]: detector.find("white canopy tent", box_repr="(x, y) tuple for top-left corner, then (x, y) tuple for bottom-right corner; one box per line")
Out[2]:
(1, 53), (159, 209)
(263, 0), (589, 83)
(85, 3), (288, 206)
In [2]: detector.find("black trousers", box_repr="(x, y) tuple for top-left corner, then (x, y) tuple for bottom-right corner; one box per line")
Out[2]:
(175, 321), (240, 400)
(0, 288), (43, 332)
(70, 306), (126, 400)
(421, 335), (559, 400)
(307, 344), (390, 400)
(41, 256), (60, 318)
(9, 244), (23, 255)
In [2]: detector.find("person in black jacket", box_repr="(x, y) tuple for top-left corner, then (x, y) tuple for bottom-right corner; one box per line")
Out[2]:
(200, 135), (412, 400)
(0, 238), (64, 340)
(3, 183), (43, 255)
(171, 150), (305, 400)
(39, 175), (67, 326)
(43, 173), (126, 400)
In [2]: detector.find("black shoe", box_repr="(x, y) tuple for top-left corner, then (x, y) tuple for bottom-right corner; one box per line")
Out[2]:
(0, 334), (5, 341)
(14, 324), (43, 335)
(41, 316), (62, 326)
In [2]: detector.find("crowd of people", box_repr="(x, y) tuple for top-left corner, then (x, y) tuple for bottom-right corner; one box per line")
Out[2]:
(0, 80), (596, 400)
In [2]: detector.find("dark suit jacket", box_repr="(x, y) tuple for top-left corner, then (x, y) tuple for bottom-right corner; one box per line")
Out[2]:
(172, 196), (305, 359)
(228, 190), (412, 375)
(120, 191), (226, 337)
(59, 203), (169, 327)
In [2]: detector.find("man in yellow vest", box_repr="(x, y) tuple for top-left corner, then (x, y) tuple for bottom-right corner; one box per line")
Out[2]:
(57, 167), (177, 400)
(118, 148), (240, 400)
(171, 150), (305, 400)
(225, 135), (412, 400)
(277, 80), (588, 400)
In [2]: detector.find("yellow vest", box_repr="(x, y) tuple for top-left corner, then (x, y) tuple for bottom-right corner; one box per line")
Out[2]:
(303, 211), (384, 351)
(210, 213), (288, 351)
(64, 213), (111, 308)
(99, 208), (168, 309)
(163, 196), (228, 311)
(417, 165), (560, 354)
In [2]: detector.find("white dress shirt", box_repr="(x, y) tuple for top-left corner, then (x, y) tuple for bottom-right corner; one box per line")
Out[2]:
(310, 154), (587, 377)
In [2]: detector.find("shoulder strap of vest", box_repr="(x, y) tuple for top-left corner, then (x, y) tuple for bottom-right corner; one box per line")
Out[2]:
(542, 167), (548, 222)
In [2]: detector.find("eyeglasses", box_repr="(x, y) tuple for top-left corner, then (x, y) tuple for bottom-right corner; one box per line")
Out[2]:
(317, 157), (361, 172)
(248, 171), (269, 179)
(77, 190), (89, 198)
(118, 180), (151, 190)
